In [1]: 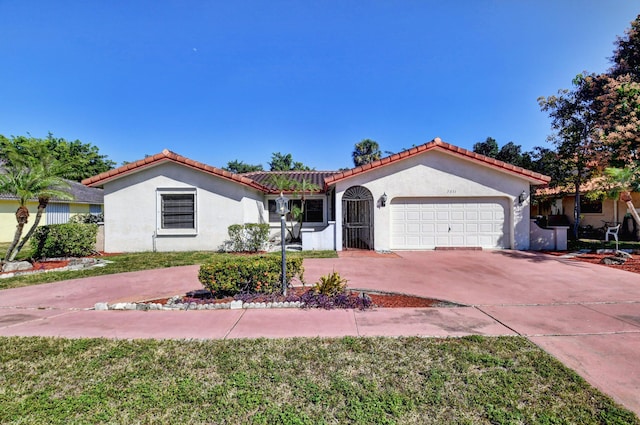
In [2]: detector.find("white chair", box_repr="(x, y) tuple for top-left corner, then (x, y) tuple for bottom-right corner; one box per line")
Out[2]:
(605, 224), (621, 250)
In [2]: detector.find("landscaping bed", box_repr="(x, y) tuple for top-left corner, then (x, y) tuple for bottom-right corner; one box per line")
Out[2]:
(569, 252), (640, 273)
(133, 287), (460, 311)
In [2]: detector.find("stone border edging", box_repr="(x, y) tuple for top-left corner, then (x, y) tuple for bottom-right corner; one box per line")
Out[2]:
(0, 258), (112, 279)
(94, 298), (305, 311)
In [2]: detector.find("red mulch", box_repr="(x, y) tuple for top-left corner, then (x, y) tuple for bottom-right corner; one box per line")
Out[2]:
(0, 259), (70, 275)
(567, 253), (640, 274)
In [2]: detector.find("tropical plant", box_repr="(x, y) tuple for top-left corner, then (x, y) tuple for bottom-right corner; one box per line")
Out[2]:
(0, 144), (72, 261)
(0, 133), (115, 181)
(352, 139), (381, 167)
(313, 271), (348, 296)
(268, 175), (321, 242)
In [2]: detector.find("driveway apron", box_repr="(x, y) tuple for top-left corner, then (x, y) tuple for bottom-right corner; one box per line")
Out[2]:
(0, 250), (639, 416)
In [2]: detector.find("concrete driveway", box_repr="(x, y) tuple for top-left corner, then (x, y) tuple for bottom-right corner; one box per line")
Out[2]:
(0, 250), (639, 416)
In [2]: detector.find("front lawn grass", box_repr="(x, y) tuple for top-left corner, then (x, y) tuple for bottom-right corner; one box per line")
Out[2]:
(0, 336), (636, 424)
(0, 249), (337, 290)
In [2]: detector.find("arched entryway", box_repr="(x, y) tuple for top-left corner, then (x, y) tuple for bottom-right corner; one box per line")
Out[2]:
(342, 186), (374, 250)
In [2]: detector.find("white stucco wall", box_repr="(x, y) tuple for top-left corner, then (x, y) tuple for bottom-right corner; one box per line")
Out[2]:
(102, 162), (266, 252)
(333, 150), (533, 251)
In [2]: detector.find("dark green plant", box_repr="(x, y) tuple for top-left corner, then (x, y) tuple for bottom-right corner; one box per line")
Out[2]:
(313, 271), (348, 296)
(30, 223), (98, 259)
(198, 256), (304, 295)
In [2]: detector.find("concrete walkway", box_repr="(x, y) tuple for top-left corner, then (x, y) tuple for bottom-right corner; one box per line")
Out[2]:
(0, 250), (639, 416)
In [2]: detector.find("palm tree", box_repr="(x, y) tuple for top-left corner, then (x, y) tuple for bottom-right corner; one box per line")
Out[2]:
(352, 139), (382, 167)
(267, 174), (321, 242)
(0, 149), (72, 262)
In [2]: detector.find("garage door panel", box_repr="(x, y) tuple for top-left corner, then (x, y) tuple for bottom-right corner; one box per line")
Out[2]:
(421, 211), (435, 220)
(391, 198), (507, 249)
(450, 223), (464, 232)
(451, 211), (464, 220)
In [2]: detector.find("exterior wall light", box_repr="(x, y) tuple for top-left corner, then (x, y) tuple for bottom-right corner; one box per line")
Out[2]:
(380, 192), (388, 207)
(275, 193), (290, 295)
(518, 190), (527, 205)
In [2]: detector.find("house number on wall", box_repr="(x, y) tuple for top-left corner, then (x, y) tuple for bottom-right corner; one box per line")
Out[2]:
(447, 189), (457, 194)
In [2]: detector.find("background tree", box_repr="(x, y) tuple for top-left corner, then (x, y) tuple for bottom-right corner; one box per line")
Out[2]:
(268, 152), (312, 171)
(583, 15), (640, 170)
(0, 133), (115, 181)
(472, 137), (499, 158)
(539, 74), (599, 238)
(496, 141), (524, 166)
(610, 14), (640, 79)
(472, 137), (537, 169)
(224, 160), (263, 174)
(352, 139), (382, 167)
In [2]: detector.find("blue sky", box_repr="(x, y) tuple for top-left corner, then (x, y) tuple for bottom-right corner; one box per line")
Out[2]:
(0, 1), (638, 171)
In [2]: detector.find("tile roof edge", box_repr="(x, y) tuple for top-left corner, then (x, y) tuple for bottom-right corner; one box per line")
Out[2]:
(82, 149), (271, 191)
(323, 137), (550, 186)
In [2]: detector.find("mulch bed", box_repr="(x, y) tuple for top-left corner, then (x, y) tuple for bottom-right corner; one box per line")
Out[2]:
(564, 252), (640, 274)
(148, 287), (453, 309)
(0, 259), (71, 276)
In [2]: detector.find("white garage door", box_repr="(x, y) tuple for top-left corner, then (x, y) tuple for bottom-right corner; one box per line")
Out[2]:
(391, 198), (508, 249)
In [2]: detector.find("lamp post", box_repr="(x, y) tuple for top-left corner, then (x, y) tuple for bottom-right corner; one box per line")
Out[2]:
(275, 192), (289, 296)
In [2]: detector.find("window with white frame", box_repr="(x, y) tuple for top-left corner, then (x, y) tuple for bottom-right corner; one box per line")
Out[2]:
(268, 198), (324, 223)
(157, 189), (197, 235)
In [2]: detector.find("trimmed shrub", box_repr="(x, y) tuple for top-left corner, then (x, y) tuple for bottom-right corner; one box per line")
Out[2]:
(227, 224), (245, 252)
(225, 223), (270, 252)
(31, 223), (98, 259)
(198, 255), (304, 296)
(244, 223), (270, 252)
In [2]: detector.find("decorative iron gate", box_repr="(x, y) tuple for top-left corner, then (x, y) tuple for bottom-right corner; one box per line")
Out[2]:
(342, 186), (373, 250)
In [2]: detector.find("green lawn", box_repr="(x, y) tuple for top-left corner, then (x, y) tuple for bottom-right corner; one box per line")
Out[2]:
(0, 248), (336, 290)
(0, 335), (636, 424)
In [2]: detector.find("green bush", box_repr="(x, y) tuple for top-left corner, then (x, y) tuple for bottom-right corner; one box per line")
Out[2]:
(313, 271), (348, 296)
(31, 223), (98, 259)
(226, 223), (270, 252)
(198, 255), (304, 295)
(227, 224), (245, 252)
(244, 223), (270, 252)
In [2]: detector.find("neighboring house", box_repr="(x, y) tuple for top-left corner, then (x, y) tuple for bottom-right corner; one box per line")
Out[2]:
(0, 180), (104, 242)
(533, 181), (640, 239)
(82, 138), (550, 253)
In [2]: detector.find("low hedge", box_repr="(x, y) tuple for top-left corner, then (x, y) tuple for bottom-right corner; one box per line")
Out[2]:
(227, 223), (270, 252)
(31, 223), (98, 259)
(198, 255), (304, 295)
